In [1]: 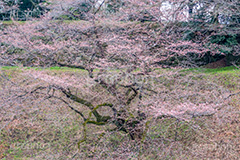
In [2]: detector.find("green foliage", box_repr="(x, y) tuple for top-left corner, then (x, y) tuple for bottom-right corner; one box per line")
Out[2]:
(216, 34), (238, 49)
(0, 0), (48, 21)
(105, 0), (125, 13)
(58, 14), (77, 20)
(181, 15), (239, 64)
(57, 2), (92, 20)
(210, 34), (239, 54)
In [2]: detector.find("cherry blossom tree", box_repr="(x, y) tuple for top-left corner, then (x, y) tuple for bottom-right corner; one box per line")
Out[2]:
(0, 0), (239, 158)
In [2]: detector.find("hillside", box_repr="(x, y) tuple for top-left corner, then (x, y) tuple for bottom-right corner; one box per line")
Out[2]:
(0, 66), (239, 159)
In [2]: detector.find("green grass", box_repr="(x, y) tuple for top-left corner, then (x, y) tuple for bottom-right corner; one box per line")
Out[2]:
(2, 65), (239, 76)
(0, 66), (128, 74)
(47, 66), (87, 72)
(181, 66), (240, 74)
(61, 20), (89, 24)
(0, 66), (87, 72)
(200, 66), (240, 73)
(0, 66), (19, 70)
(1, 21), (26, 25)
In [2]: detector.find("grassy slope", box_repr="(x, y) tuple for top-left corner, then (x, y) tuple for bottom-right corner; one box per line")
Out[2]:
(0, 66), (239, 159)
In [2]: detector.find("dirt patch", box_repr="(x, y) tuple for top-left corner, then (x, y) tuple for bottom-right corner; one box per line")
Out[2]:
(204, 57), (228, 69)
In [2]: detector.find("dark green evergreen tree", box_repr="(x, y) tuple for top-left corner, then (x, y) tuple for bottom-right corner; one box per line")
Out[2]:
(0, 0), (48, 20)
